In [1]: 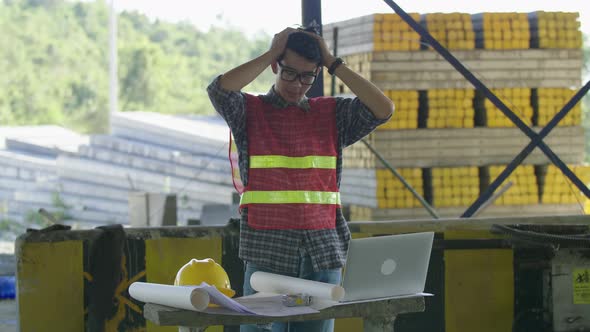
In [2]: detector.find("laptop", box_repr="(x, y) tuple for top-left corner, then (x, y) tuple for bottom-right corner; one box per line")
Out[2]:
(339, 232), (434, 302)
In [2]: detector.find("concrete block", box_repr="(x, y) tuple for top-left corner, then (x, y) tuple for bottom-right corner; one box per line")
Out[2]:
(66, 209), (128, 225)
(89, 135), (228, 170)
(77, 146), (231, 186)
(340, 195), (378, 208)
(56, 155), (233, 202)
(59, 179), (131, 201)
(339, 185), (377, 198)
(0, 149), (57, 172)
(111, 112), (227, 150)
(0, 189), (13, 200)
(13, 189), (131, 220)
(128, 192), (177, 227)
(199, 204), (239, 226)
(58, 166), (228, 207)
(4, 201), (57, 217)
(111, 126), (225, 157)
(0, 176), (57, 193)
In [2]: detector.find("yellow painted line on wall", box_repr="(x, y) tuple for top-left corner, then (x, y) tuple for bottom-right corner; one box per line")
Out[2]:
(445, 249), (514, 332)
(105, 254), (146, 332)
(18, 241), (84, 332)
(145, 237), (223, 332)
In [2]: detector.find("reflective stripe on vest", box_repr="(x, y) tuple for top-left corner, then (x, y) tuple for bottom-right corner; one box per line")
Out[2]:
(240, 191), (341, 205)
(250, 155), (336, 169)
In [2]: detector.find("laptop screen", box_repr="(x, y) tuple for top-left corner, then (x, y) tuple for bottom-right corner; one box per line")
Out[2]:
(340, 232), (434, 302)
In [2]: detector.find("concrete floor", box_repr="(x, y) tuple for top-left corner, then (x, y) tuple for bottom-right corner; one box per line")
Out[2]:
(0, 300), (16, 332)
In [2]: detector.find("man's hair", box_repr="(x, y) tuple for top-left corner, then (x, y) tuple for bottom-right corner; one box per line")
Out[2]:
(279, 28), (322, 66)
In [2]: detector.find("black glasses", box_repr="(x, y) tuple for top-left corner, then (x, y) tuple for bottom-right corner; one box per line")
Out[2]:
(278, 62), (317, 85)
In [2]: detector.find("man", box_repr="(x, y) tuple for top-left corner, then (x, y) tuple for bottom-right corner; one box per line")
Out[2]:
(207, 26), (394, 332)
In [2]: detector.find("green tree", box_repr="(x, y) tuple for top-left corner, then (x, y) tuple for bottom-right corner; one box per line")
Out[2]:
(0, 0), (274, 133)
(119, 45), (162, 111)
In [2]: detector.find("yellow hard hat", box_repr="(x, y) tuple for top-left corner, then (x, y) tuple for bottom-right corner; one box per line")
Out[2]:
(174, 258), (236, 298)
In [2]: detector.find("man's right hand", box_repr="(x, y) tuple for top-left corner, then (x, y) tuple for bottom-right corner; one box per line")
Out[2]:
(269, 28), (297, 62)
(218, 27), (297, 92)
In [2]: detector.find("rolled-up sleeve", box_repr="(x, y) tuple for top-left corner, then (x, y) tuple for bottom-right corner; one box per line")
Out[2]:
(207, 75), (247, 135)
(335, 97), (393, 148)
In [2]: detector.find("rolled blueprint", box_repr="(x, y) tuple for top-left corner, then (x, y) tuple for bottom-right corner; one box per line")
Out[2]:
(250, 271), (345, 301)
(129, 282), (210, 311)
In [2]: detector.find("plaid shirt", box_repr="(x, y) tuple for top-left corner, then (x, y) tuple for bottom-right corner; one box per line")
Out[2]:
(207, 76), (390, 274)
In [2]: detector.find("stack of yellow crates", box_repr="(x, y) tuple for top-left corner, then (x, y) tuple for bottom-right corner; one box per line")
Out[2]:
(334, 53), (372, 95)
(484, 88), (533, 127)
(342, 139), (376, 169)
(541, 165), (590, 209)
(530, 11), (582, 49)
(536, 88), (582, 126)
(427, 89), (475, 128)
(379, 90), (419, 129)
(489, 165), (538, 205)
(328, 11), (584, 220)
(472, 12), (530, 49)
(376, 168), (423, 208)
(348, 205), (373, 221)
(374, 13), (422, 51)
(431, 167), (479, 207)
(422, 13), (475, 50)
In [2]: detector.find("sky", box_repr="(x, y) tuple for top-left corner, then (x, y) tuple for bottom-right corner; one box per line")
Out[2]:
(113, 0), (590, 36)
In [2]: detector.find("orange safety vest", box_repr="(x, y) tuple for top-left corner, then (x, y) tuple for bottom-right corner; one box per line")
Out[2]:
(237, 94), (340, 230)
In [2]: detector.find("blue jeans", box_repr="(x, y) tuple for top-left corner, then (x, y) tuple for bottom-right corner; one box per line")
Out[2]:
(240, 253), (342, 332)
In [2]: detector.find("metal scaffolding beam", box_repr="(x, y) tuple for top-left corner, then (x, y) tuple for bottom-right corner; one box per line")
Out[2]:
(302, 0), (325, 97)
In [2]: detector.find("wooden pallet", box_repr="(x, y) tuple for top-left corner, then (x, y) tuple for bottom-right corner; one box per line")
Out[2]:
(348, 203), (585, 221)
(343, 126), (584, 168)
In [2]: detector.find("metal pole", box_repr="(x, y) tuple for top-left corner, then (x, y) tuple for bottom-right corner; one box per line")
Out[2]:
(302, 0), (324, 97)
(471, 181), (513, 218)
(109, 0), (118, 133)
(361, 139), (440, 219)
(462, 80), (590, 217)
(330, 27), (338, 96)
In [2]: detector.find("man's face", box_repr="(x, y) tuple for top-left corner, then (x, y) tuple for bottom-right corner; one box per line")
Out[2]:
(273, 49), (319, 104)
